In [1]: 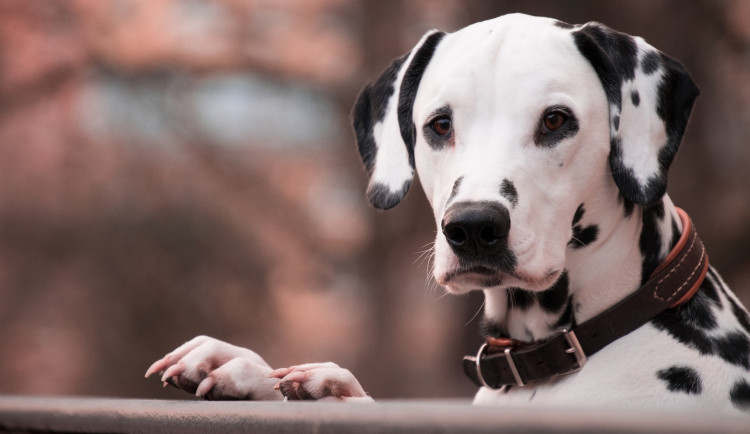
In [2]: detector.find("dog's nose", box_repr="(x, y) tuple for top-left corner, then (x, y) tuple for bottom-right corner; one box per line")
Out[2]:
(442, 202), (510, 257)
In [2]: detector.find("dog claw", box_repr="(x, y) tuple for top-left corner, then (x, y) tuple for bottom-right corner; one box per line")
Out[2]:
(161, 363), (184, 383)
(196, 376), (215, 397)
(145, 358), (169, 378)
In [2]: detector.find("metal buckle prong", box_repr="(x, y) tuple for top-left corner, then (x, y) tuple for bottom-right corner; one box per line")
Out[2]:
(504, 347), (525, 387)
(474, 343), (492, 389)
(561, 329), (587, 374)
(474, 343), (513, 390)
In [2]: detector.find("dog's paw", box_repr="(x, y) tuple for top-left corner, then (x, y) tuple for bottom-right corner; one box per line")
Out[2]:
(270, 362), (373, 402)
(145, 335), (281, 400)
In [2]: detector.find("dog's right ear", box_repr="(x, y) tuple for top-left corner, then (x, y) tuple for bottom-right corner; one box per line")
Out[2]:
(352, 30), (445, 209)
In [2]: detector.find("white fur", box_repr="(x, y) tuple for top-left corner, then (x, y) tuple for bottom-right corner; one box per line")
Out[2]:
(415, 15), (614, 294)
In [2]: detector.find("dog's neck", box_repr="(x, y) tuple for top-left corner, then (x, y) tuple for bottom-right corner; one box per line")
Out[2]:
(482, 195), (683, 343)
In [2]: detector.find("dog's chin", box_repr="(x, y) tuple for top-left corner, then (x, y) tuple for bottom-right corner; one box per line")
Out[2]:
(438, 267), (561, 294)
(439, 267), (504, 294)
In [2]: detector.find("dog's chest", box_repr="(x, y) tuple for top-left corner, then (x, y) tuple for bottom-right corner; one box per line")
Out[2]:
(475, 283), (750, 414)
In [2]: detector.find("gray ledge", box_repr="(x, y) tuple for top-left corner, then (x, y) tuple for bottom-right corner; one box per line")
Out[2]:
(0, 395), (747, 433)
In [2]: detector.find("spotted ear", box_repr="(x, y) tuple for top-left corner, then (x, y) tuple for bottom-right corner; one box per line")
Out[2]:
(572, 23), (700, 206)
(352, 30), (445, 209)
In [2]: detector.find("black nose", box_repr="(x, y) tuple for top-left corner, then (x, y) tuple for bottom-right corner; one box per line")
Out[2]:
(442, 201), (510, 257)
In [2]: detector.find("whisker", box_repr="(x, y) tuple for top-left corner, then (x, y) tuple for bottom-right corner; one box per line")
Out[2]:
(568, 236), (585, 247)
(425, 266), (443, 298)
(507, 288), (516, 308)
(464, 298), (486, 327)
(413, 241), (435, 266)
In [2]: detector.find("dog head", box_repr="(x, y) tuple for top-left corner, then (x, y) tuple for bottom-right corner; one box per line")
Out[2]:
(352, 14), (698, 294)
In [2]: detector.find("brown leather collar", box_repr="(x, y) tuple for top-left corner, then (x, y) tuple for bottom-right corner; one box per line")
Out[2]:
(463, 207), (709, 389)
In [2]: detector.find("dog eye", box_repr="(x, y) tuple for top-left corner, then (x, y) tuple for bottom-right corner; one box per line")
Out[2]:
(430, 116), (452, 137)
(535, 106), (578, 147)
(542, 111), (567, 133)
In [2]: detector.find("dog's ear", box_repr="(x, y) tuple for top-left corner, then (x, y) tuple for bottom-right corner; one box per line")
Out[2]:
(572, 23), (699, 206)
(352, 30), (445, 209)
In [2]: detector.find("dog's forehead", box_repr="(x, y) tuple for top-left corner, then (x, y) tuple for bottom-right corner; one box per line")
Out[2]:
(445, 15), (579, 67)
(420, 14), (593, 106)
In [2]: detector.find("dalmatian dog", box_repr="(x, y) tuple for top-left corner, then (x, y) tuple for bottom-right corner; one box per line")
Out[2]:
(146, 14), (750, 413)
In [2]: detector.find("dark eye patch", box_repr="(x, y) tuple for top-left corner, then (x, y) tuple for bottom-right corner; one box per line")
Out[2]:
(423, 106), (454, 150)
(534, 105), (579, 148)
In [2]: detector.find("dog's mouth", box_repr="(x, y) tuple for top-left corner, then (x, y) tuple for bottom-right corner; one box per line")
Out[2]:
(439, 264), (561, 293)
(439, 265), (506, 291)
(443, 266), (500, 283)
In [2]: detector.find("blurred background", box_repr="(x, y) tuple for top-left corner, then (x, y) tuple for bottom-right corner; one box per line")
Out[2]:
(0, 0), (748, 400)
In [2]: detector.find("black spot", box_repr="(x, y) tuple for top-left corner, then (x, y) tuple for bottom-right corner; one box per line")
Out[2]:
(539, 272), (569, 313)
(397, 31), (446, 167)
(656, 366), (702, 394)
(570, 224), (599, 249)
(652, 310), (715, 355)
(613, 115), (620, 131)
(508, 288), (535, 311)
(446, 177), (463, 207)
(715, 332), (750, 370)
(569, 204), (599, 249)
(500, 179), (518, 208)
(366, 181), (412, 210)
(641, 51), (661, 75)
(730, 379), (750, 411)
(554, 20), (574, 29)
(679, 290), (718, 330)
(631, 90), (640, 107)
(352, 54), (408, 173)
(653, 292), (750, 369)
(685, 289), (718, 330)
(572, 204), (585, 225)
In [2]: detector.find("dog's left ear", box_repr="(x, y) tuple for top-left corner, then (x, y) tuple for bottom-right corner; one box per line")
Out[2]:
(572, 23), (700, 206)
(352, 30), (446, 209)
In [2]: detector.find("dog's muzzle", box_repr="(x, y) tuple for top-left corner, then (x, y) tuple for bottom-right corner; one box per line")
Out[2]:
(441, 201), (510, 258)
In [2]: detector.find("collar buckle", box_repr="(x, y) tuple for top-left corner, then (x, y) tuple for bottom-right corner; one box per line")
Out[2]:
(473, 330), (587, 389)
(474, 342), (521, 389)
(474, 343), (500, 389)
(559, 329), (587, 375)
